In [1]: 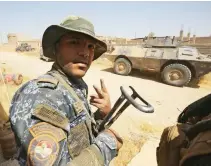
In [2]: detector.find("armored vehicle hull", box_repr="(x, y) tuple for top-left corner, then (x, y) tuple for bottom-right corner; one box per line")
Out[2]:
(106, 45), (211, 87)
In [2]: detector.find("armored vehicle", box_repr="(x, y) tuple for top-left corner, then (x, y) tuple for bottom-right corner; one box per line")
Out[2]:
(16, 43), (35, 52)
(106, 37), (211, 87)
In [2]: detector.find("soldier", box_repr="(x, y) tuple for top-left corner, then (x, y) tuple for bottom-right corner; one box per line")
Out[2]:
(9, 15), (123, 166)
(156, 93), (211, 166)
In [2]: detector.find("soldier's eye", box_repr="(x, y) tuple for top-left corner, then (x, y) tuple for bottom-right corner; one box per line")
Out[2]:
(88, 44), (95, 49)
(68, 39), (79, 45)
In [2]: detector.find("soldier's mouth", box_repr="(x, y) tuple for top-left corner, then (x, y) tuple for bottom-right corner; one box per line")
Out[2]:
(78, 63), (88, 68)
(74, 61), (88, 65)
(74, 61), (89, 69)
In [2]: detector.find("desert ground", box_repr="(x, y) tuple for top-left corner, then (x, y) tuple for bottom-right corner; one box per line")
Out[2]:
(0, 51), (211, 166)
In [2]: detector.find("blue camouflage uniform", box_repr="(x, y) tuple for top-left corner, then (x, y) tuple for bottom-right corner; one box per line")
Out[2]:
(9, 63), (118, 166)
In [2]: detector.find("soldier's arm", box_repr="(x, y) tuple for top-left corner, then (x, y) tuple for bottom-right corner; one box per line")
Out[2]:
(67, 130), (118, 166)
(9, 80), (73, 165)
(81, 79), (120, 164)
(10, 80), (118, 166)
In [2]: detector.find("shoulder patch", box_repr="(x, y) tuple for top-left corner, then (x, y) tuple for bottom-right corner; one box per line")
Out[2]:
(73, 101), (84, 114)
(29, 122), (66, 142)
(37, 75), (59, 89)
(32, 104), (70, 132)
(27, 134), (59, 166)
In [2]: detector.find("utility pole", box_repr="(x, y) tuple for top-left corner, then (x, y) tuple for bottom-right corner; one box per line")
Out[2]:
(179, 24), (184, 41)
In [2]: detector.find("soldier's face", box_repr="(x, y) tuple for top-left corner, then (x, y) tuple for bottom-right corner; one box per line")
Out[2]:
(56, 33), (96, 78)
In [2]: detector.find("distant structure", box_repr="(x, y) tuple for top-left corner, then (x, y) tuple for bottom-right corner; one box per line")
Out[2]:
(187, 29), (191, 44)
(96, 35), (141, 45)
(179, 25), (184, 41)
(7, 33), (18, 44)
(1, 30), (210, 53)
(0, 33), (41, 51)
(7, 33), (41, 49)
(193, 34), (196, 44)
(131, 29), (211, 45)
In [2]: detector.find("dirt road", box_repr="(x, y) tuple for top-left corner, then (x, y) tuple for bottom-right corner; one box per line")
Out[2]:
(0, 52), (210, 166)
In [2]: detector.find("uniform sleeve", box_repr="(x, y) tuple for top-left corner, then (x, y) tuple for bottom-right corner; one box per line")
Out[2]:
(26, 122), (70, 166)
(80, 79), (119, 164)
(94, 131), (118, 165)
(91, 110), (118, 165)
(66, 132), (117, 166)
(9, 81), (72, 165)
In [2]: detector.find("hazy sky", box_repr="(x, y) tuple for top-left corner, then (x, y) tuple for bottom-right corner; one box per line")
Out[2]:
(0, 1), (210, 42)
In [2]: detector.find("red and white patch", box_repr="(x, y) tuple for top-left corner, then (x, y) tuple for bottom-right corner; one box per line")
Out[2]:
(34, 140), (53, 159)
(27, 134), (59, 165)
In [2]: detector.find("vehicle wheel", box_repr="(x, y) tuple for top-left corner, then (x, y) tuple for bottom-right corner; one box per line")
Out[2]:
(13, 74), (23, 85)
(113, 58), (132, 75)
(161, 63), (192, 87)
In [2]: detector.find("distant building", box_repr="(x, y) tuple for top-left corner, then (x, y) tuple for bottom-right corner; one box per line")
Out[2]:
(131, 36), (211, 45)
(7, 33), (18, 45)
(96, 35), (141, 45)
(4, 31), (211, 53)
(7, 33), (41, 50)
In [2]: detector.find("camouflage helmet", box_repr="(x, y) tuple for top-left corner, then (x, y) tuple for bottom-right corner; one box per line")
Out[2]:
(42, 15), (107, 61)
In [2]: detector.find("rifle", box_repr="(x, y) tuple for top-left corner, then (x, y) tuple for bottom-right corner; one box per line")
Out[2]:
(96, 86), (154, 133)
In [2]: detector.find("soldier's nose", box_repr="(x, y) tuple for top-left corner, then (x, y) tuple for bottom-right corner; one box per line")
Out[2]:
(77, 40), (91, 58)
(78, 52), (89, 58)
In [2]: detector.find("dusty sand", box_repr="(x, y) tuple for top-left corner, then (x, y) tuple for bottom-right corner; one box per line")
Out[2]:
(198, 73), (211, 89)
(0, 51), (210, 166)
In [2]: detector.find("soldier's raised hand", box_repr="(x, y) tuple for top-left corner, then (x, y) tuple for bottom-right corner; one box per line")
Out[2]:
(90, 79), (111, 117)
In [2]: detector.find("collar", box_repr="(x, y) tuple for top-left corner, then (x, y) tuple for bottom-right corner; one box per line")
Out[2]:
(50, 62), (88, 95)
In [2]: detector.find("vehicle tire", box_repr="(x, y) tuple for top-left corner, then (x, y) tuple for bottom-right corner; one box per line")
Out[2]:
(161, 63), (192, 87)
(113, 58), (132, 76)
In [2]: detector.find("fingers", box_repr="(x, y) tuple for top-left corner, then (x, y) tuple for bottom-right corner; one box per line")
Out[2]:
(90, 102), (102, 109)
(90, 94), (98, 98)
(90, 97), (105, 110)
(93, 79), (108, 98)
(90, 98), (104, 104)
(93, 85), (104, 98)
(100, 79), (108, 93)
